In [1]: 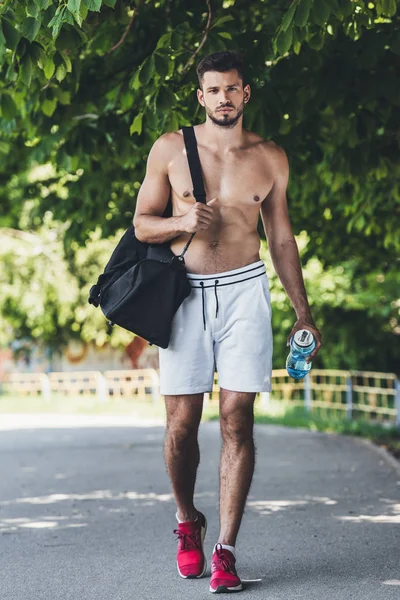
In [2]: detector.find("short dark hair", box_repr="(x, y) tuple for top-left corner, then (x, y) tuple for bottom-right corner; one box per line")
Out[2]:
(196, 51), (245, 88)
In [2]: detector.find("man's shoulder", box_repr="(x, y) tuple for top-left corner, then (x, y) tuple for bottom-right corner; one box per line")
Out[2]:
(153, 130), (184, 150)
(245, 130), (287, 158)
(148, 131), (183, 165)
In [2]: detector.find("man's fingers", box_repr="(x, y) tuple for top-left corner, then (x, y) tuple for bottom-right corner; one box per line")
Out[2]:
(287, 328), (296, 346)
(198, 216), (212, 225)
(197, 205), (214, 215)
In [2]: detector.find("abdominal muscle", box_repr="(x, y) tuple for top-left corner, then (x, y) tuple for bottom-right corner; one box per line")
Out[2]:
(170, 220), (262, 275)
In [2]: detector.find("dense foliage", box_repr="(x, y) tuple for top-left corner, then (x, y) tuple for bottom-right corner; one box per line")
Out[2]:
(0, 0), (399, 371)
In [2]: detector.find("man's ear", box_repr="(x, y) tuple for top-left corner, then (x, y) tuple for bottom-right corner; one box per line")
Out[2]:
(197, 88), (205, 106)
(243, 84), (251, 103)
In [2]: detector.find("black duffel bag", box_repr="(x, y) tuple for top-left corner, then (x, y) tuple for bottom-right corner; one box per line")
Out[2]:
(88, 126), (206, 349)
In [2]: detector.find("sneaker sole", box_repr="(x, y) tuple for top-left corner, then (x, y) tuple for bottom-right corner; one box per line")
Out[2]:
(209, 583), (243, 593)
(177, 514), (207, 579)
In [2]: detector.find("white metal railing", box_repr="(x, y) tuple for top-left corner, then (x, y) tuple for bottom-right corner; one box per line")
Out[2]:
(0, 368), (399, 426)
(104, 369), (159, 403)
(268, 369), (399, 426)
(0, 372), (51, 398)
(48, 371), (106, 399)
(0, 369), (160, 404)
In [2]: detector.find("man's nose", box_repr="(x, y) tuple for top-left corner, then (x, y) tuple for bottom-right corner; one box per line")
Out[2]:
(218, 91), (230, 104)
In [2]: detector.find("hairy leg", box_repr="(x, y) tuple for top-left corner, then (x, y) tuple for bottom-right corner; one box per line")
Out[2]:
(164, 394), (204, 522)
(218, 388), (256, 546)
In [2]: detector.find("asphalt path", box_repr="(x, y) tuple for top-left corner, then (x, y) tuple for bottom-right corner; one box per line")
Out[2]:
(0, 414), (399, 599)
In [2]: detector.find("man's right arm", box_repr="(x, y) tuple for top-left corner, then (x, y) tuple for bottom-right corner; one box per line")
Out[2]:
(133, 134), (214, 244)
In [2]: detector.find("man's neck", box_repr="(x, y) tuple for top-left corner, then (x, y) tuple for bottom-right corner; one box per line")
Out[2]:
(199, 117), (244, 152)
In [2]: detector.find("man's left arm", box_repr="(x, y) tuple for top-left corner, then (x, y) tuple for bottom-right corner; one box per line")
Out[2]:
(260, 144), (322, 361)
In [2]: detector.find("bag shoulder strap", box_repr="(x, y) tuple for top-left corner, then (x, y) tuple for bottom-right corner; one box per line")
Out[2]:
(179, 126), (207, 258)
(182, 126), (206, 204)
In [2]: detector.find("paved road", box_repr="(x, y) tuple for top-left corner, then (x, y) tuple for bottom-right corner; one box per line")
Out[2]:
(0, 415), (399, 600)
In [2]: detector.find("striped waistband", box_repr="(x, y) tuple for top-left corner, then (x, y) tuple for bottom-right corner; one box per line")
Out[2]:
(187, 260), (266, 289)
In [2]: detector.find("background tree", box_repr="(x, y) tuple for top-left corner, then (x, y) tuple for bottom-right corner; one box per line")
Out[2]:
(0, 0), (399, 371)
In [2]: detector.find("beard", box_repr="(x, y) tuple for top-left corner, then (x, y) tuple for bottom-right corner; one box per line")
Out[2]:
(205, 101), (245, 128)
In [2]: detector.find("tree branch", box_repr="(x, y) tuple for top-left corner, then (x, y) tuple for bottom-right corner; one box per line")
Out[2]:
(181, 0), (212, 76)
(105, 0), (144, 56)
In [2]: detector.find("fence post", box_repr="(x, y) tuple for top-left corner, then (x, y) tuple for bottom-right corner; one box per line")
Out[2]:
(96, 373), (107, 403)
(303, 374), (311, 412)
(346, 375), (353, 420)
(41, 374), (51, 400)
(150, 369), (160, 404)
(395, 379), (400, 429)
(259, 392), (270, 412)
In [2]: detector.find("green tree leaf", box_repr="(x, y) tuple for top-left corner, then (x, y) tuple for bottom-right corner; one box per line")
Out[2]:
(155, 86), (176, 111)
(44, 56), (55, 79)
(27, 2), (40, 18)
(83, 0), (102, 12)
(154, 53), (169, 80)
(41, 98), (57, 116)
(325, 0), (341, 18)
(22, 16), (42, 42)
(295, 0), (313, 27)
(281, 1), (298, 32)
(19, 54), (33, 86)
(156, 32), (172, 49)
(275, 27), (293, 55)
(381, 0), (397, 17)
(218, 31), (233, 39)
(35, 0), (52, 8)
(55, 63), (67, 82)
(48, 7), (66, 38)
(211, 15), (235, 28)
(55, 88), (71, 104)
(80, 3), (89, 20)
(67, 0), (82, 13)
(30, 41), (46, 65)
(1, 18), (20, 51)
(61, 52), (72, 73)
(1, 94), (18, 119)
(311, 1), (330, 26)
(130, 113), (143, 136)
(139, 55), (155, 85)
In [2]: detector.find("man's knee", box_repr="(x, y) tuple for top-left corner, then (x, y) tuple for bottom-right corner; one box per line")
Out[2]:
(165, 418), (199, 449)
(220, 406), (254, 446)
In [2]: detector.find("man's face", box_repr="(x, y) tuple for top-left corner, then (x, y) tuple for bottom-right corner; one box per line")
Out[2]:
(197, 69), (251, 128)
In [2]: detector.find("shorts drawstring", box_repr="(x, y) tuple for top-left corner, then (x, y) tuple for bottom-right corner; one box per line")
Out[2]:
(200, 279), (220, 331)
(214, 280), (219, 318)
(200, 282), (206, 330)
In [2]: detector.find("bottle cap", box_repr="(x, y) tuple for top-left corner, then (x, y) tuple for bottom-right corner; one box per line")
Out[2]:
(293, 329), (314, 348)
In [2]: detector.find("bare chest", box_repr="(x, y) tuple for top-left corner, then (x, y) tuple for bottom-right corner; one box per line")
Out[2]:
(168, 146), (273, 211)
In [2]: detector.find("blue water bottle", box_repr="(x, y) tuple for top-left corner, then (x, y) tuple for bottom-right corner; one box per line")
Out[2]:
(286, 329), (316, 380)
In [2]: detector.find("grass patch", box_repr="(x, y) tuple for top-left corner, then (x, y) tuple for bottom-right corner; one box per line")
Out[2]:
(0, 393), (218, 422)
(205, 403), (400, 460)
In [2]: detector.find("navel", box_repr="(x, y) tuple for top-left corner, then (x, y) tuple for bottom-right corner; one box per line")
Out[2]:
(253, 195), (260, 202)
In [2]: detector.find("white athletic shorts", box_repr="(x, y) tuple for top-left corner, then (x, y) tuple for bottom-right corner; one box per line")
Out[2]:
(158, 260), (273, 395)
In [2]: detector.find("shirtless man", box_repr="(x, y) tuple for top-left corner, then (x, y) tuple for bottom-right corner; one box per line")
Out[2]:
(133, 51), (322, 593)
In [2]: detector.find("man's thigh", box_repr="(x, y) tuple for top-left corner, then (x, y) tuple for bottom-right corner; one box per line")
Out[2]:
(164, 394), (204, 430)
(159, 291), (214, 395)
(215, 275), (273, 393)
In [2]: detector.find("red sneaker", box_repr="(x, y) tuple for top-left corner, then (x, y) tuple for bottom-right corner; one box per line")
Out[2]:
(173, 512), (207, 578)
(210, 543), (243, 593)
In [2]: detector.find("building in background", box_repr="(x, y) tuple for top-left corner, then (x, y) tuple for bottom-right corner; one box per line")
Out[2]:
(0, 337), (159, 377)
